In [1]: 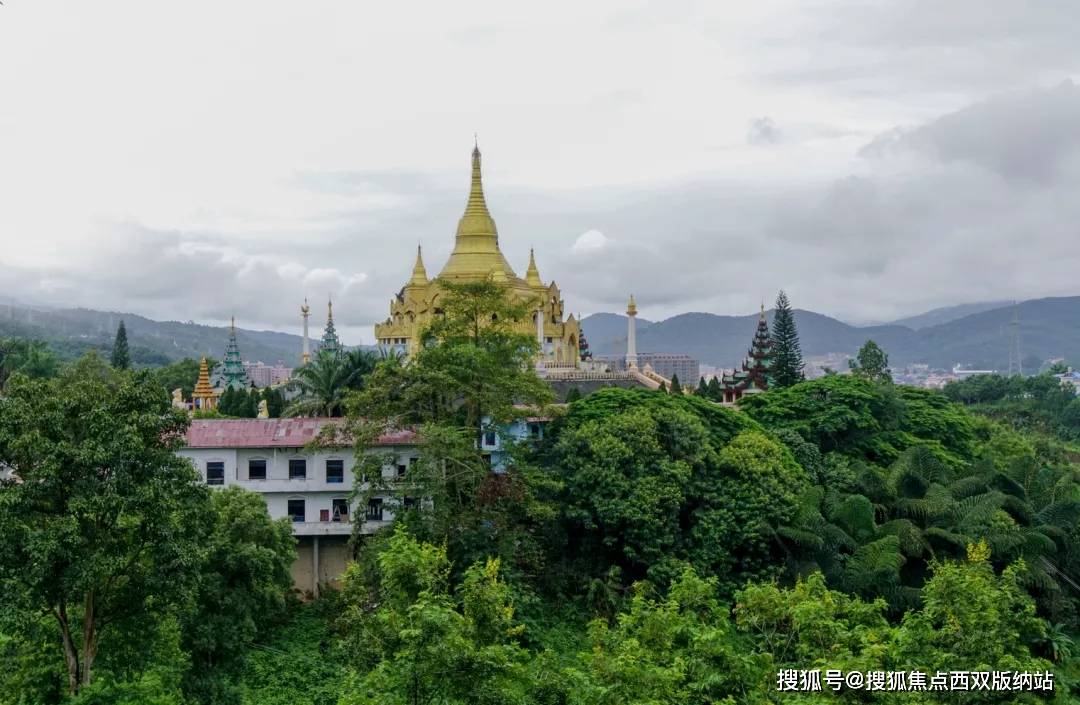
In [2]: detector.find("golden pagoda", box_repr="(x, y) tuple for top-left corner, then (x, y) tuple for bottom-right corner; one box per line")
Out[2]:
(192, 356), (219, 411)
(374, 145), (581, 365)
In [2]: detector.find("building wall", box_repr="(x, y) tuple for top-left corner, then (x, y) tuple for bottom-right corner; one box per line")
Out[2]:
(293, 536), (352, 596)
(180, 424), (537, 591)
(596, 353), (700, 383)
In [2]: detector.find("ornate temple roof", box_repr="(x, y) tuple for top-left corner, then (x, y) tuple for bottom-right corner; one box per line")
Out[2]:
(437, 145), (530, 291)
(193, 357), (216, 398)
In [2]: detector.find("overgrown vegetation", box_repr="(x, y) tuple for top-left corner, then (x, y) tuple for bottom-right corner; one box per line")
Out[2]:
(2, 286), (1079, 703)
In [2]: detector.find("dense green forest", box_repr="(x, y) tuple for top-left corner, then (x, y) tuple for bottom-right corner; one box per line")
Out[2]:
(2, 285), (1080, 703)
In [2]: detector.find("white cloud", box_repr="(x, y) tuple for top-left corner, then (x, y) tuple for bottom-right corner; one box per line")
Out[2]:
(571, 229), (612, 254)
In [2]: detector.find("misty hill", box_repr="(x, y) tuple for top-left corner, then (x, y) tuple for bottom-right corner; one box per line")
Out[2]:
(887, 301), (1011, 330)
(578, 312), (653, 351)
(580, 296), (1080, 371)
(582, 310), (911, 368)
(0, 304), (305, 366)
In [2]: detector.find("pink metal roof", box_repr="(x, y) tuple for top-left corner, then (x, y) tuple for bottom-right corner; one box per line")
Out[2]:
(184, 418), (416, 449)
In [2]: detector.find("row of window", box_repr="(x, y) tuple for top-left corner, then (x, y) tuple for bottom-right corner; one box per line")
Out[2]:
(205, 458), (347, 485)
(284, 497), (417, 523)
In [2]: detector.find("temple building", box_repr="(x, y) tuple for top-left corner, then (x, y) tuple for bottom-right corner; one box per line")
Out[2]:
(720, 307), (774, 403)
(374, 145), (581, 366)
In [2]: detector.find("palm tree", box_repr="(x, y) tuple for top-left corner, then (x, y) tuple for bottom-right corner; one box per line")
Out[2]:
(284, 350), (354, 417)
(343, 348), (377, 390)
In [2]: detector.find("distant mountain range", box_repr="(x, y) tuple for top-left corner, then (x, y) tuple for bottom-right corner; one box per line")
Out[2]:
(581, 297), (1080, 372)
(0, 304), (306, 366)
(879, 301), (1012, 330)
(4, 296), (1078, 374)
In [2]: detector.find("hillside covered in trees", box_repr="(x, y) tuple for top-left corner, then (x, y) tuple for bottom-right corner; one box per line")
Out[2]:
(2, 283), (1079, 703)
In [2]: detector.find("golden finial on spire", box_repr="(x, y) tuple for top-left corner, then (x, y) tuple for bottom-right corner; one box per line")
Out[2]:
(301, 298), (310, 316)
(409, 244), (429, 286)
(627, 294), (637, 317)
(525, 247), (543, 287)
(327, 296), (334, 322)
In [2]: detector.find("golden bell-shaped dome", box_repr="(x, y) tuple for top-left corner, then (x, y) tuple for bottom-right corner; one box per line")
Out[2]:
(438, 145), (526, 286)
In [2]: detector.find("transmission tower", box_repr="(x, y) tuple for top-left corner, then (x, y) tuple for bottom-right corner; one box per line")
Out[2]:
(1007, 302), (1023, 377)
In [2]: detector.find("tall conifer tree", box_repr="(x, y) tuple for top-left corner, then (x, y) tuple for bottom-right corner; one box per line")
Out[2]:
(110, 320), (131, 369)
(771, 290), (804, 387)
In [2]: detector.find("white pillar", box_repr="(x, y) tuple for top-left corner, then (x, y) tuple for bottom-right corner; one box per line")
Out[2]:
(626, 295), (638, 369)
(313, 535), (320, 598)
(301, 300), (311, 365)
(536, 307), (545, 357)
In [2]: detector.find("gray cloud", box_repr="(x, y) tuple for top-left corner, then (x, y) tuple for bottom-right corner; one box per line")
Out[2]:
(747, 117), (781, 145)
(7, 78), (1080, 337)
(860, 80), (1080, 183)
(759, 1), (1080, 95)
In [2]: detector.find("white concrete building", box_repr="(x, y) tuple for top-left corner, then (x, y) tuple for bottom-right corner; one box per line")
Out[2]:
(179, 418), (418, 595)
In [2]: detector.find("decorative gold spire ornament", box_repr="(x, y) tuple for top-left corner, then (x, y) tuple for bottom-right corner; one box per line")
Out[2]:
(409, 245), (429, 287)
(525, 247), (543, 288)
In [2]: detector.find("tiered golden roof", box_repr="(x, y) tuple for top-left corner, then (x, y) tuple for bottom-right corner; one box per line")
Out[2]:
(374, 144), (581, 365)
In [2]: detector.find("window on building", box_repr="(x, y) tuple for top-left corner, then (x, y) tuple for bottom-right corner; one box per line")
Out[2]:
(248, 459), (267, 481)
(332, 498), (349, 522)
(483, 431), (496, 447)
(366, 498), (383, 521)
(287, 498), (305, 523)
(396, 462), (407, 478)
(403, 496), (418, 510)
(326, 459), (344, 484)
(289, 458), (306, 480)
(206, 461), (224, 486)
(528, 422), (541, 438)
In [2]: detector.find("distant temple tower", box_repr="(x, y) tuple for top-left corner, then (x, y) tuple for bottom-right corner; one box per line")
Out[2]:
(192, 357), (218, 411)
(301, 299), (311, 365)
(626, 294), (638, 369)
(721, 305), (774, 403)
(320, 298), (342, 358)
(374, 144), (580, 364)
(219, 317), (250, 390)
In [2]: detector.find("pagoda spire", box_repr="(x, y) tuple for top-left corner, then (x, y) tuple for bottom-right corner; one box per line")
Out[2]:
(193, 356), (217, 410)
(451, 143), (500, 246)
(525, 247), (543, 287)
(438, 143), (519, 281)
(320, 297), (342, 358)
(409, 245), (429, 286)
(220, 317), (249, 390)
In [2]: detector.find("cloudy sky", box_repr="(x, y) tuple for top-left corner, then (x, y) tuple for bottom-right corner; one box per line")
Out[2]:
(2, 1), (1079, 343)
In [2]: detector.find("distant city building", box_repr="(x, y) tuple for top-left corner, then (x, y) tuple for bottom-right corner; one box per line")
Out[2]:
(952, 365), (997, 379)
(243, 361), (293, 388)
(594, 353), (700, 383)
